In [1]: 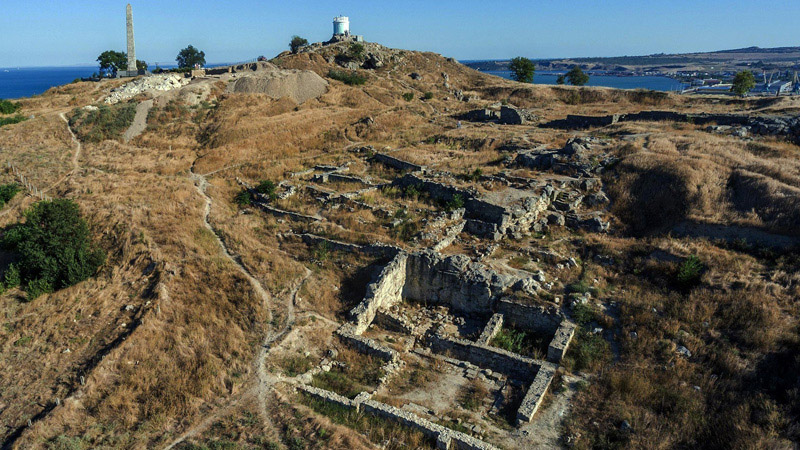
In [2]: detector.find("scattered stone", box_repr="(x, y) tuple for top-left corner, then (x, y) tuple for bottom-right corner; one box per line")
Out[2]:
(676, 345), (692, 358)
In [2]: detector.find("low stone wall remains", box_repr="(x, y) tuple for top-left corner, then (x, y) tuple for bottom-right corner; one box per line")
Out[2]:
(373, 152), (426, 172)
(547, 321), (576, 363)
(428, 332), (541, 381)
(336, 325), (398, 362)
(516, 361), (557, 424)
(476, 313), (504, 345)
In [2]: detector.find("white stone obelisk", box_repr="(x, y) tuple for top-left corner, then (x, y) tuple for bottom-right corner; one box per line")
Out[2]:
(126, 4), (137, 72)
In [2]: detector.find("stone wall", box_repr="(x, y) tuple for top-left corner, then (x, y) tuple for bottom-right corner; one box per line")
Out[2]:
(547, 321), (576, 362)
(497, 298), (563, 335)
(429, 332), (542, 381)
(348, 252), (408, 334)
(336, 325), (398, 362)
(516, 361), (557, 424)
(373, 152), (425, 172)
(476, 313), (504, 345)
(298, 384), (357, 410)
(403, 251), (515, 316)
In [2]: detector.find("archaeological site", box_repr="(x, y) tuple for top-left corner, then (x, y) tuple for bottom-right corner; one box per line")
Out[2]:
(0, 12), (799, 450)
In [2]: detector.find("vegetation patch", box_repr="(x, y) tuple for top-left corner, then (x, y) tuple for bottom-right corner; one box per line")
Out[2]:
(0, 115), (27, 128)
(327, 70), (367, 86)
(69, 103), (137, 142)
(0, 183), (20, 208)
(0, 199), (105, 299)
(311, 347), (384, 398)
(490, 326), (548, 359)
(0, 99), (21, 115)
(301, 395), (436, 449)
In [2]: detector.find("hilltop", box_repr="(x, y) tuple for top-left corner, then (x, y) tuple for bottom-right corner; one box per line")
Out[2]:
(0, 39), (798, 450)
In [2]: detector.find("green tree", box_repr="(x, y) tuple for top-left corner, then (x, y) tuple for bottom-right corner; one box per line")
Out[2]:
(0, 199), (105, 299)
(509, 57), (535, 83)
(290, 36), (309, 54)
(732, 70), (756, 96)
(566, 66), (589, 86)
(136, 59), (148, 71)
(176, 45), (206, 68)
(97, 50), (127, 76)
(556, 74), (566, 85)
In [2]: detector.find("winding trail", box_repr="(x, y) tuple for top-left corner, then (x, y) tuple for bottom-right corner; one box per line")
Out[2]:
(165, 170), (312, 449)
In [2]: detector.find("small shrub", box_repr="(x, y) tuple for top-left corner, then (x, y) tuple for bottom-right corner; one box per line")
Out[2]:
(0, 115), (26, 128)
(255, 180), (277, 200)
(313, 241), (331, 262)
(0, 183), (20, 207)
(461, 168), (482, 182)
(349, 42), (365, 60)
(403, 184), (422, 200)
(4, 263), (20, 288)
(443, 194), (464, 212)
(571, 303), (596, 325)
(0, 99), (22, 115)
(234, 190), (252, 206)
(327, 70), (366, 86)
(675, 255), (704, 289)
(423, 92), (434, 100)
(402, 92), (414, 102)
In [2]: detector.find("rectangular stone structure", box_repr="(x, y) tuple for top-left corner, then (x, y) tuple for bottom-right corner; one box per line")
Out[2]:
(547, 320), (576, 362)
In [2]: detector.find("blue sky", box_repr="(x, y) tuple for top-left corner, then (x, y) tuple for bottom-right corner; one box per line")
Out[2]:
(1, 0), (799, 67)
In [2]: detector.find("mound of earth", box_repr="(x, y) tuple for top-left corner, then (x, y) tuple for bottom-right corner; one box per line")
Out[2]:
(228, 69), (328, 104)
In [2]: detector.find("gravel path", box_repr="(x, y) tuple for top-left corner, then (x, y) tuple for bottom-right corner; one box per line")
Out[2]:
(123, 99), (153, 143)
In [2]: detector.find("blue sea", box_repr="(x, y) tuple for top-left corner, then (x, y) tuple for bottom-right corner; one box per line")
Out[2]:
(0, 66), (98, 99)
(482, 70), (688, 92)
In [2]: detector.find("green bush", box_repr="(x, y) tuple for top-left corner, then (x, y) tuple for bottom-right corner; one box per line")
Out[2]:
(0, 183), (20, 207)
(349, 42), (365, 60)
(234, 190), (252, 206)
(69, 104), (136, 142)
(0, 199), (105, 300)
(443, 194), (464, 212)
(0, 99), (21, 115)
(255, 180), (277, 200)
(0, 115), (26, 128)
(327, 70), (366, 86)
(423, 92), (434, 100)
(675, 255), (704, 289)
(402, 92), (414, 101)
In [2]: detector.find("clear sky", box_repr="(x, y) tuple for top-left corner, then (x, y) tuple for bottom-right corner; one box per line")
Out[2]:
(1, 0), (799, 68)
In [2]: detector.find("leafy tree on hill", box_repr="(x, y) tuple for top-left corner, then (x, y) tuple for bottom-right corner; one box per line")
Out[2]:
(176, 45), (206, 68)
(136, 59), (148, 71)
(97, 50), (127, 76)
(0, 199), (105, 299)
(290, 36), (309, 54)
(566, 65), (589, 86)
(0, 99), (21, 115)
(509, 56), (535, 83)
(556, 74), (566, 85)
(732, 70), (756, 96)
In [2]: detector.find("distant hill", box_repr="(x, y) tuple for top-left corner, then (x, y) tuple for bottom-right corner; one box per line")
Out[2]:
(464, 46), (800, 72)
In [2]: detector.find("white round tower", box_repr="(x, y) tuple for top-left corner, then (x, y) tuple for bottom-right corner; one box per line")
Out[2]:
(333, 16), (350, 36)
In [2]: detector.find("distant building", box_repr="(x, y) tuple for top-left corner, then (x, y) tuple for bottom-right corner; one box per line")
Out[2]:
(330, 15), (364, 42)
